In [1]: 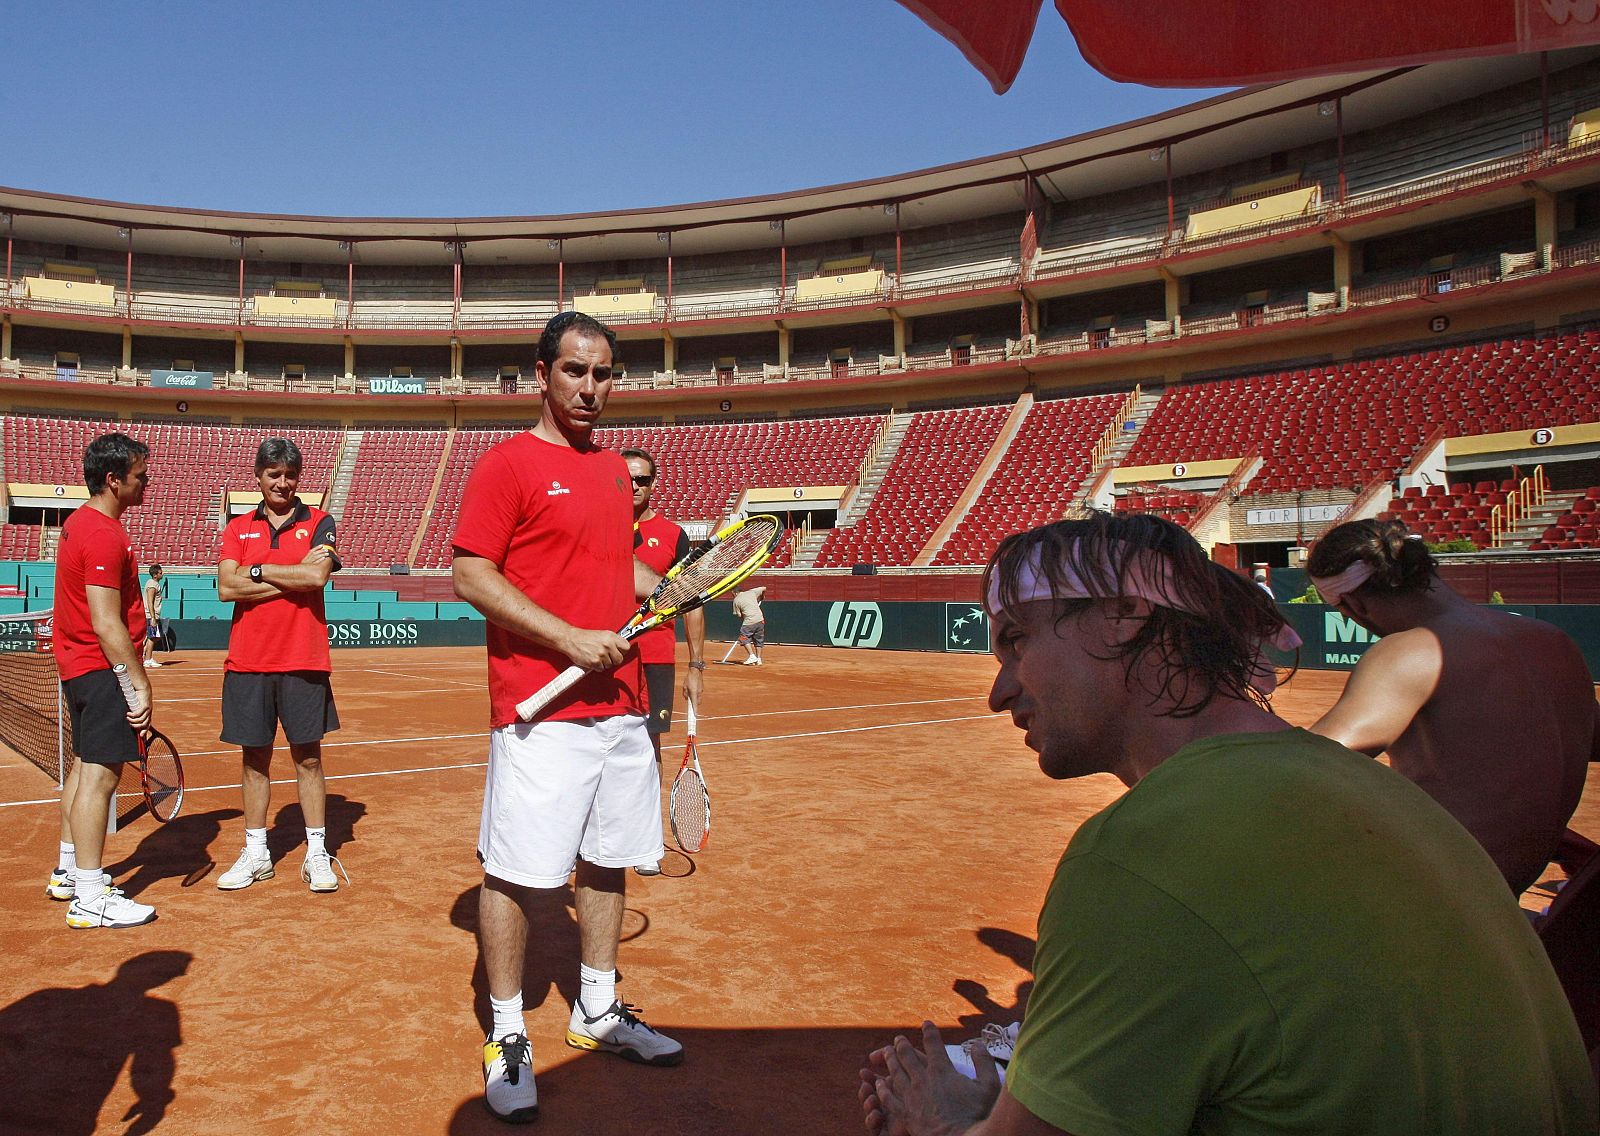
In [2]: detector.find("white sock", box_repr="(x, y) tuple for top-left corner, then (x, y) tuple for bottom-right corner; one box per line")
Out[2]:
(245, 828), (268, 859)
(58, 841), (76, 873)
(74, 866), (106, 901)
(579, 965), (617, 1017)
(306, 827), (327, 856)
(489, 992), (526, 1040)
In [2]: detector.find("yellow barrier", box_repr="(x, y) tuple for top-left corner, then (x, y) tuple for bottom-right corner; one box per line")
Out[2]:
(1184, 187), (1320, 241)
(1570, 107), (1600, 143)
(24, 276), (116, 307)
(574, 292), (657, 316)
(794, 269), (885, 303)
(255, 295), (337, 319)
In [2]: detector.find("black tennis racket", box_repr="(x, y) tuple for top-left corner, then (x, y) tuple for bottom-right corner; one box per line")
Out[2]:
(670, 698), (710, 853)
(515, 514), (783, 722)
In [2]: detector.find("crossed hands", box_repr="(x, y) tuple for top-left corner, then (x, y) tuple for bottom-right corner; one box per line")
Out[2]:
(859, 1021), (1002, 1136)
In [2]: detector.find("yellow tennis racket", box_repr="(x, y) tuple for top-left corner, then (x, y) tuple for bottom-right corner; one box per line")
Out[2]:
(515, 514), (783, 722)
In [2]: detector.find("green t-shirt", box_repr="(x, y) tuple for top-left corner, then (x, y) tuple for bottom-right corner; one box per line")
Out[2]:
(1007, 728), (1597, 1136)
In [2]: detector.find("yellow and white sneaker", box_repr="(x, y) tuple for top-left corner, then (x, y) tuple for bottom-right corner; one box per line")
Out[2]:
(66, 886), (156, 929)
(565, 1000), (683, 1066)
(47, 868), (107, 901)
(482, 1033), (538, 1123)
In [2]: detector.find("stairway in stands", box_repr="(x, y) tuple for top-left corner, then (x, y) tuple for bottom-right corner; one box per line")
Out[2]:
(324, 430), (364, 520)
(1073, 387), (1163, 511)
(791, 412), (912, 569)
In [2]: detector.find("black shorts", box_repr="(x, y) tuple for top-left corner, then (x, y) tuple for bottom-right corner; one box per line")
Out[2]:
(63, 670), (140, 765)
(221, 671), (340, 748)
(644, 663), (675, 737)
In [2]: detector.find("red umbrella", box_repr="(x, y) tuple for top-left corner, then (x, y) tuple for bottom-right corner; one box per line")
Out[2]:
(898, 0), (1600, 92)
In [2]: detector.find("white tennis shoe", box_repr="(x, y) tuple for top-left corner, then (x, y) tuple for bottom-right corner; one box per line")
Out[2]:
(217, 848), (274, 890)
(945, 1020), (1019, 1083)
(66, 886), (156, 929)
(301, 850), (346, 892)
(565, 999), (683, 1066)
(46, 868), (108, 900)
(632, 861), (662, 877)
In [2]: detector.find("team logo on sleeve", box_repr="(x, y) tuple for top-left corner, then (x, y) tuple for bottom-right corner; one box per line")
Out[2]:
(296, 528), (308, 540)
(647, 537), (660, 549)
(547, 481), (571, 497)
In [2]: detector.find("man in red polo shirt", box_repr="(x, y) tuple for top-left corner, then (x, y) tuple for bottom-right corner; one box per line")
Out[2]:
(52, 432), (157, 929)
(621, 447), (705, 877)
(215, 438), (344, 894)
(454, 312), (682, 1125)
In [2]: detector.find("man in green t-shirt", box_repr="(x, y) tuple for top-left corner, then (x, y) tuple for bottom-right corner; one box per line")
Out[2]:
(860, 512), (1596, 1136)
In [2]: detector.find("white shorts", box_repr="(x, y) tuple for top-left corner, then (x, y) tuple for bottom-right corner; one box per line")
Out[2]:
(478, 714), (661, 889)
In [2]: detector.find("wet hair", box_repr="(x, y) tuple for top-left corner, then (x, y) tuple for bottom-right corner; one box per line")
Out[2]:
(83, 432), (150, 495)
(983, 511), (1292, 717)
(620, 448), (657, 479)
(254, 438), (303, 475)
(537, 311), (620, 373)
(1307, 519), (1435, 596)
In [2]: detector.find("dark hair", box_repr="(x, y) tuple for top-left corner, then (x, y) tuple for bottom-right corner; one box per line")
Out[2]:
(983, 512), (1292, 717)
(83, 433), (150, 494)
(537, 311), (620, 373)
(620, 448), (657, 478)
(148, 564), (163, 576)
(1307, 519), (1435, 595)
(254, 438), (303, 475)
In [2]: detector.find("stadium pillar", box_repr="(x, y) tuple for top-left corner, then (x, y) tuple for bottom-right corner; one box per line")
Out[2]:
(1529, 185), (1557, 268)
(234, 331), (245, 375)
(121, 326), (132, 369)
(1, 315), (10, 362)
(450, 337), (462, 380)
(662, 330), (675, 373)
(1328, 234), (1352, 302)
(777, 325), (791, 368)
(890, 311), (907, 358)
(343, 337), (355, 379)
(1159, 267), (1181, 323)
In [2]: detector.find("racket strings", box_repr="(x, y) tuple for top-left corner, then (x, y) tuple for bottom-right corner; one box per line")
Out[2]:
(652, 520), (780, 612)
(669, 767), (710, 852)
(143, 737), (183, 820)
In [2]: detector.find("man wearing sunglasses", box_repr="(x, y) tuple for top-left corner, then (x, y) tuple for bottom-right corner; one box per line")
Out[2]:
(622, 448), (705, 877)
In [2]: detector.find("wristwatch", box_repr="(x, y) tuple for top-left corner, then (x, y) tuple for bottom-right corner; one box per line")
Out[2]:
(249, 564), (264, 583)
(687, 660), (706, 671)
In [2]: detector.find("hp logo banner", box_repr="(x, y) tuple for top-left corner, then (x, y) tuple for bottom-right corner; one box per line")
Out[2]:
(827, 602), (883, 648)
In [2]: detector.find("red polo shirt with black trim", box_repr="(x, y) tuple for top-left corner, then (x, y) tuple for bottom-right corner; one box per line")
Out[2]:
(633, 513), (690, 665)
(219, 499), (339, 673)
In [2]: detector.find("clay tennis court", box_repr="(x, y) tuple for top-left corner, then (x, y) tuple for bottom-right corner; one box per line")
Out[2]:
(0, 645), (1593, 1135)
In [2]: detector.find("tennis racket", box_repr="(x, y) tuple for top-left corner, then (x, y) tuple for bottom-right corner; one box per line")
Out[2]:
(515, 513), (783, 722)
(112, 663), (185, 823)
(670, 697), (710, 853)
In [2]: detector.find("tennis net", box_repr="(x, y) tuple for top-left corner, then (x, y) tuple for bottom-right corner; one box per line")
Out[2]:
(0, 609), (70, 785)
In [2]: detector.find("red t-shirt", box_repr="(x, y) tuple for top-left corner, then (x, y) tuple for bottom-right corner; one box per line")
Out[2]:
(453, 431), (642, 727)
(633, 513), (690, 665)
(54, 505), (146, 682)
(219, 501), (339, 673)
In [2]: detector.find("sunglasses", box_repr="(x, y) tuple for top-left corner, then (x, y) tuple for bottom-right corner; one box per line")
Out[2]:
(631, 475), (655, 487)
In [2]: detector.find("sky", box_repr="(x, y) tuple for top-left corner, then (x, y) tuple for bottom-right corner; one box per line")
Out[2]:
(0, 1), (1227, 219)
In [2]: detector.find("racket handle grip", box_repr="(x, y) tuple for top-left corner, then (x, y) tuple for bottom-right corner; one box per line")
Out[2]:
(515, 664), (586, 723)
(112, 663), (140, 713)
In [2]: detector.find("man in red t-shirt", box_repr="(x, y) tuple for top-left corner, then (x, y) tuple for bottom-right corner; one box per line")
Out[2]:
(454, 312), (683, 1123)
(215, 438), (344, 895)
(622, 447), (705, 878)
(51, 432), (157, 930)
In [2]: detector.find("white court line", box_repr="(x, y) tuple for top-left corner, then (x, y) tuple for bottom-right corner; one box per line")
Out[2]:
(0, 711), (1001, 809)
(158, 687), (472, 704)
(362, 667), (482, 687)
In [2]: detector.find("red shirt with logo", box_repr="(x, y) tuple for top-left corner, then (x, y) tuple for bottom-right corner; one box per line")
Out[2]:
(54, 505), (146, 681)
(219, 500), (339, 673)
(633, 513), (690, 665)
(453, 431), (641, 727)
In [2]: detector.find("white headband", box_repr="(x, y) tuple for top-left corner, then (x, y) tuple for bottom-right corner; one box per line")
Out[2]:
(1308, 562), (1373, 606)
(986, 544), (1302, 695)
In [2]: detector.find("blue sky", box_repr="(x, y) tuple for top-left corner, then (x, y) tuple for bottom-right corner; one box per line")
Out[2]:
(2, 2), (1226, 218)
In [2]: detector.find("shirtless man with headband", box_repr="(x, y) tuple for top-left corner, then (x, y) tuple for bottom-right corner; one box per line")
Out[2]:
(1308, 518), (1598, 895)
